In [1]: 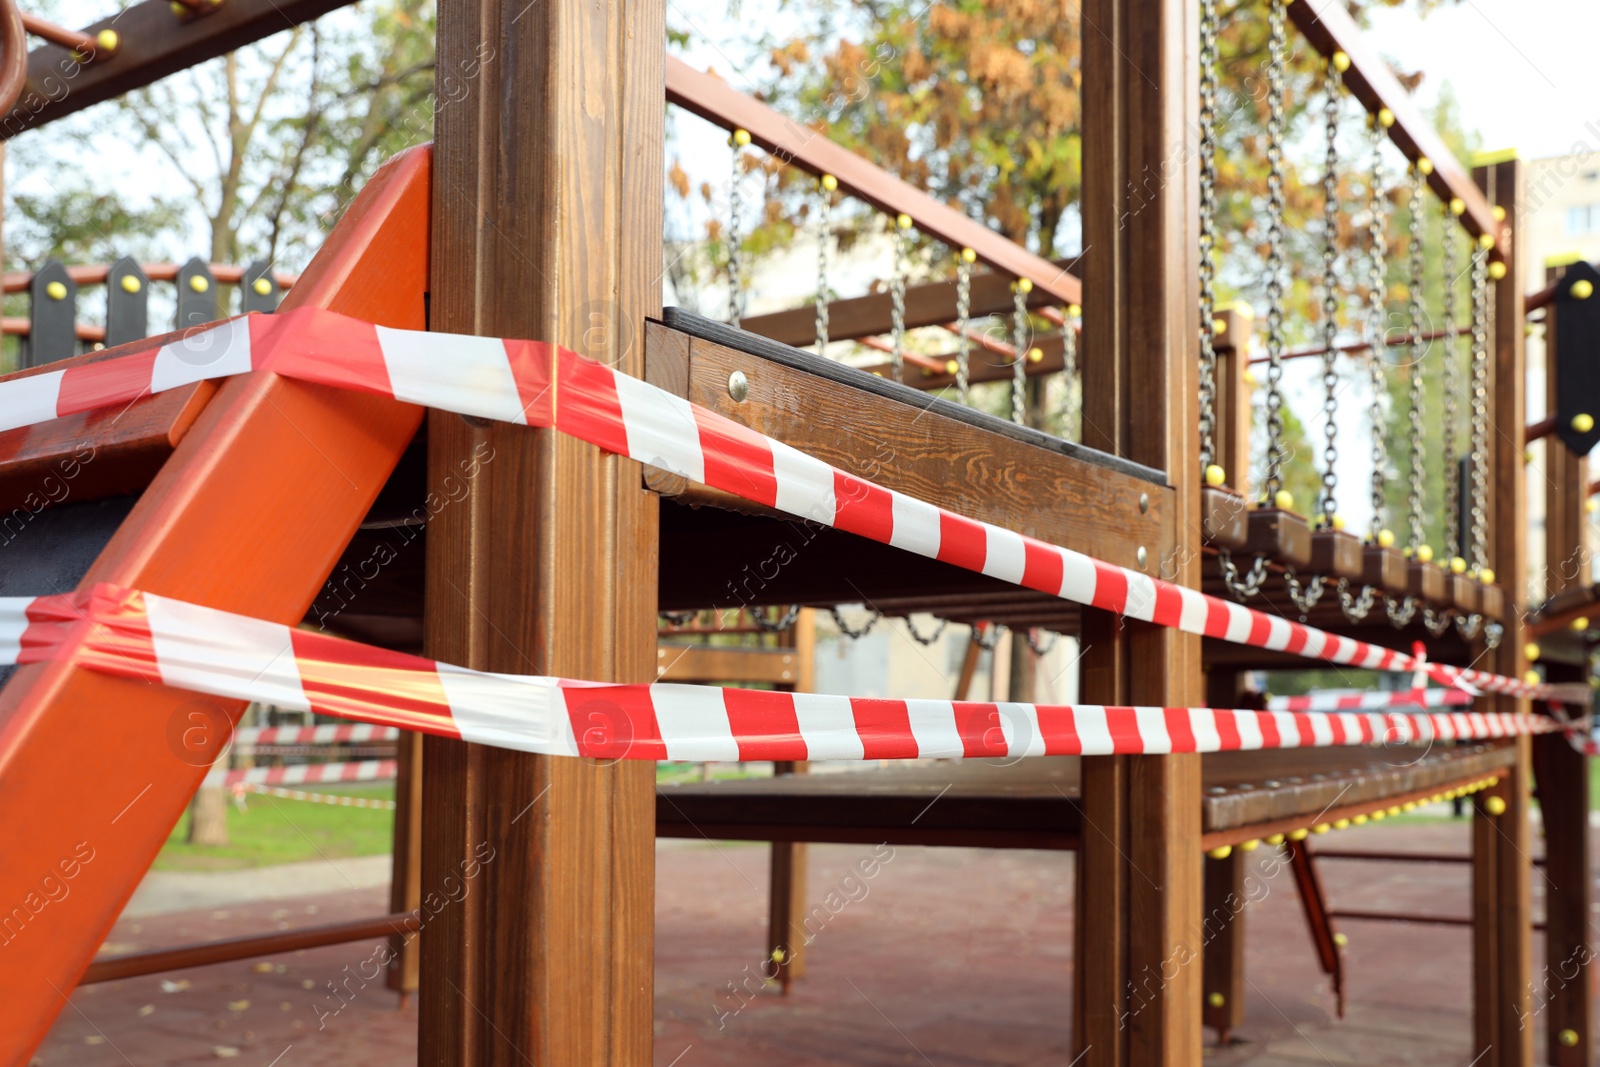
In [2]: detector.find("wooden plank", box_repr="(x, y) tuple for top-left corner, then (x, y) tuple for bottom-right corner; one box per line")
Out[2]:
(1214, 306), (1253, 498)
(1077, 0), (1202, 1060)
(656, 645), (801, 685)
(665, 57), (1079, 305)
(1286, 0), (1503, 253)
(1482, 744), (1534, 1067)
(385, 730), (424, 1001)
(0, 0), (360, 138)
(1532, 726), (1592, 1067)
(1201, 851), (1246, 1043)
(417, 0), (660, 1062)
(672, 331), (1172, 574)
(0, 145), (431, 1065)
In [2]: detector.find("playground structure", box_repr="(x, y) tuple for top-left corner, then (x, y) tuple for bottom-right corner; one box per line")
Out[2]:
(0, 1), (1595, 1067)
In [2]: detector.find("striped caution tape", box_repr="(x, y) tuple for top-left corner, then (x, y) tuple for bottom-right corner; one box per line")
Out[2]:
(233, 724), (400, 745)
(233, 782), (398, 810)
(1266, 688), (1475, 713)
(205, 758), (396, 788)
(0, 583), (1565, 762)
(0, 306), (1567, 702)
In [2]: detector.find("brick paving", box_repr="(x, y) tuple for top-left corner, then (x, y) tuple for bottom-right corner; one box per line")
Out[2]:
(33, 820), (1592, 1066)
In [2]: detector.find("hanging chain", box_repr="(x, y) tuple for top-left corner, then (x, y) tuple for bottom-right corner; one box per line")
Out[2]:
(1025, 629), (1060, 656)
(1469, 245), (1490, 575)
(728, 134), (745, 328)
(1011, 281), (1031, 424)
(1261, 0), (1289, 500)
(1366, 121), (1390, 540)
(1422, 605), (1455, 637)
(750, 605), (802, 633)
(1455, 612), (1483, 641)
(1404, 164), (1427, 556)
(1218, 549), (1270, 600)
(973, 623), (1000, 651)
(905, 615), (949, 646)
(1318, 58), (1342, 527)
(1385, 594), (1418, 628)
(1284, 568), (1326, 617)
(890, 214), (910, 381)
(829, 606), (882, 640)
(1197, 0), (1220, 474)
(1338, 578), (1376, 622)
(815, 176), (833, 355)
(1441, 203), (1461, 561)
(956, 250), (973, 403)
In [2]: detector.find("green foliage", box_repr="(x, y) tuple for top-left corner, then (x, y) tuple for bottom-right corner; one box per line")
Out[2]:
(6, 187), (186, 268)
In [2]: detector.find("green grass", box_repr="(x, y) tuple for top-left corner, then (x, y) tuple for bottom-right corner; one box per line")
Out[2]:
(152, 783), (396, 872)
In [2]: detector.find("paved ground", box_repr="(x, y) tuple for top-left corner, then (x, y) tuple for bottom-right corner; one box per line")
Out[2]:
(33, 820), (1590, 1066)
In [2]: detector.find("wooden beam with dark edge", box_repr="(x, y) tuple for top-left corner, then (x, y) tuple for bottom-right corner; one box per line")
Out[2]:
(665, 56), (1080, 306)
(0, 0), (360, 139)
(1287, 0), (1506, 254)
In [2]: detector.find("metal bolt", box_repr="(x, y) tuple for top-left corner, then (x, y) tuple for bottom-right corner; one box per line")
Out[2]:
(728, 370), (750, 403)
(1137, 546), (1148, 568)
(1138, 492), (1150, 514)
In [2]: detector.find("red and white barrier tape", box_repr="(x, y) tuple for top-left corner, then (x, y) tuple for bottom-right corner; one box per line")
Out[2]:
(205, 758), (395, 788)
(232, 724), (400, 745)
(1266, 688), (1475, 713)
(0, 307), (1561, 701)
(233, 783), (397, 810)
(0, 583), (1563, 761)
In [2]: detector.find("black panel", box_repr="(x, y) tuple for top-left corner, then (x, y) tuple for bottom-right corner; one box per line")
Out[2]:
(241, 258), (280, 314)
(661, 307), (1167, 487)
(1555, 260), (1600, 456)
(26, 259), (77, 367)
(175, 256), (218, 331)
(0, 496), (136, 688)
(104, 256), (150, 347)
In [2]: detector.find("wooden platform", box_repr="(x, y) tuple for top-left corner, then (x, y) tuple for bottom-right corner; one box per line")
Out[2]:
(656, 743), (1517, 852)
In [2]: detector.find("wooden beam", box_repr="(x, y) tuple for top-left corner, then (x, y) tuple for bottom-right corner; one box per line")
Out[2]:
(655, 644), (802, 685)
(0, 144), (430, 1065)
(1201, 851), (1246, 1044)
(1543, 263), (1589, 605)
(0, 0), (359, 138)
(665, 56), (1079, 305)
(1287, 0), (1504, 254)
(1533, 724), (1592, 1067)
(1077, 0), (1203, 1061)
(418, 0), (660, 1062)
(1472, 755), (1534, 1067)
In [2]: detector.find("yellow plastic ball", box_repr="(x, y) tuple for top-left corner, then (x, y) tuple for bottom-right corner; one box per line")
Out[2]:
(1204, 464), (1227, 488)
(1524, 641), (1541, 662)
(97, 29), (119, 52)
(732, 128), (751, 147)
(1488, 261), (1507, 280)
(944, 360), (959, 376)
(1387, 806), (1402, 817)
(1208, 845), (1233, 860)
(1266, 833), (1285, 845)
(1313, 823), (1331, 835)
(1331, 514), (1346, 531)
(1027, 346), (1044, 364)
(1492, 205), (1507, 222)
(189, 274), (210, 293)
(1573, 616), (1590, 632)
(1332, 51), (1350, 73)
(1480, 567), (1495, 584)
(1416, 157), (1434, 176)
(1378, 107), (1396, 128)
(959, 246), (975, 264)
(1207, 992), (1226, 1008)
(121, 274), (142, 294)
(1559, 1028), (1580, 1048)
(1333, 932), (1349, 947)
(45, 280), (66, 301)
(1416, 544), (1434, 563)
(170, 1), (188, 14)
(1480, 233), (1496, 250)
(253, 277), (273, 296)
(896, 213), (912, 231)
(1485, 795), (1507, 816)
(1525, 669), (1541, 686)
(1333, 818), (1350, 830)
(820, 173), (838, 193)
(1450, 197), (1466, 216)
(1015, 277), (1033, 294)
(1371, 809), (1386, 821)
(1450, 556), (1467, 574)
(1403, 801), (1417, 812)
(1273, 489), (1294, 510)
(1240, 838), (1260, 852)
(1376, 529), (1396, 549)
(1352, 813), (1368, 826)
(1574, 278), (1595, 300)
(1243, 368), (1256, 386)
(1289, 828), (1309, 842)
(1067, 303), (1082, 317)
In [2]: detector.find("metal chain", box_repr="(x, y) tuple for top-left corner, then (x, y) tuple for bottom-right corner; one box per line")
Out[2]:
(1422, 605), (1455, 637)
(815, 180), (832, 355)
(1385, 593), (1418, 628)
(1284, 568), (1326, 617)
(1062, 306), (1079, 437)
(1025, 629), (1060, 656)
(1483, 620), (1504, 649)
(728, 139), (744, 328)
(1404, 165), (1427, 555)
(955, 252), (973, 403)
(905, 615), (950, 646)
(750, 605), (801, 632)
(1441, 202), (1461, 560)
(1218, 549), (1270, 600)
(973, 623), (1000, 651)
(1338, 578), (1376, 622)
(1455, 612), (1483, 641)
(890, 216), (909, 381)
(829, 606), (881, 640)
(1197, 0), (1220, 474)
(1318, 57), (1342, 527)
(1366, 121), (1391, 540)
(1261, 0), (1289, 499)
(1011, 282), (1029, 425)
(1469, 245), (1490, 574)
(659, 610), (698, 625)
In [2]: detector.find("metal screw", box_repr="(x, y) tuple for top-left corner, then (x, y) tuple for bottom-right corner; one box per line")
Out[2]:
(1138, 492), (1150, 514)
(728, 370), (749, 403)
(1137, 546), (1148, 568)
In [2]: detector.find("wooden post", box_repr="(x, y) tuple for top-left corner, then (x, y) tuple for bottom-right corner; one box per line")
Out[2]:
(1212, 304), (1254, 500)
(1535, 262), (1592, 1067)
(769, 608), (815, 990)
(385, 729), (423, 1004)
(418, 0), (662, 1062)
(1078, 0), (1203, 1062)
(1200, 852), (1245, 1045)
(1472, 153), (1533, 1067)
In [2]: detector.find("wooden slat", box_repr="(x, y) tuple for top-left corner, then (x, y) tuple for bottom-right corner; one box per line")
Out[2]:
(665, 56), (1078, 305)
(656, 645), (801, 685)
(1201, 851), (1246, 1042)
(1287, 0), (1504, 253)
(0, 145), (431, 1065)
(418, 0), (659, 1063)
(0, 0), (359, 138)
(1533, 727), (1592, 1067)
